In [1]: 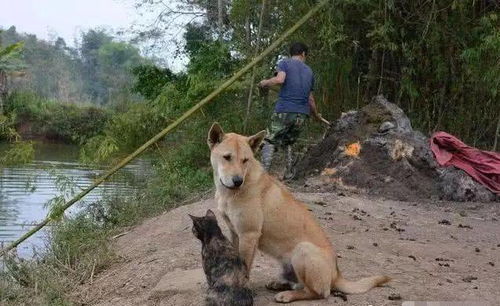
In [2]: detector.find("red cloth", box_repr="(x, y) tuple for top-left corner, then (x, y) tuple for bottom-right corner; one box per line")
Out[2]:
(430, 131), (500, 194)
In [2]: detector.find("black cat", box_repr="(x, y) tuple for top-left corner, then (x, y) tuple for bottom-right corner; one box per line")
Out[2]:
(189, 209), (253, 306)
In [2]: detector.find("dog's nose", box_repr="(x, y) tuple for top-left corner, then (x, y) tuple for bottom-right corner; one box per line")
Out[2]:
(232, 176), (243, 187)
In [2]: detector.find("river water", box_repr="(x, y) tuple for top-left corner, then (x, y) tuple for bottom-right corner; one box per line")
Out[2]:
(0, 142), (147, 258)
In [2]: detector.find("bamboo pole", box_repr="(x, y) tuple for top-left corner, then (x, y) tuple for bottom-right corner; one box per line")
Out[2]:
(0, 0), (330, 257)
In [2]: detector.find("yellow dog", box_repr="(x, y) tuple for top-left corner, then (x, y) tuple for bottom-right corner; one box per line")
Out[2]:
(208, 123), (390, 303)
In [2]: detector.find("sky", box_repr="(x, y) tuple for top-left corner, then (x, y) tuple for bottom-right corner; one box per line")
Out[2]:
(0, 0), (189, 70)
(0, 0), (138, 44)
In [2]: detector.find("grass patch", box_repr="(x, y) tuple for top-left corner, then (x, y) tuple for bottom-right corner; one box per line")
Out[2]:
(0, 138), (213, 305)
(1, 216), (114, 305)
(5, 91), (110, 144)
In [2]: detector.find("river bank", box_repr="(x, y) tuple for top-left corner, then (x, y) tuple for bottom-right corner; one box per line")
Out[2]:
(0, 134), (213, 305)
(3, 91), (110, 144)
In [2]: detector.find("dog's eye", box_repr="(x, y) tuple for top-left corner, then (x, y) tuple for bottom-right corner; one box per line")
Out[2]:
(223, 154), (231, 161)
(242, 158), (249, 163)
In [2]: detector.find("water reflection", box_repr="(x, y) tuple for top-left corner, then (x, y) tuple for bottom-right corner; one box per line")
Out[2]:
(0, 142), (147, 258)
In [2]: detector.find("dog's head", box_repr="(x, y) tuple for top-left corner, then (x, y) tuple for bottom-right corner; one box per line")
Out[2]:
(189, 209), (222, 242)
(207, 122), (266, 190)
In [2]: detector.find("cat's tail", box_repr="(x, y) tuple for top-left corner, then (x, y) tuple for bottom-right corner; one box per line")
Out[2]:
(206, 285), (254, 306)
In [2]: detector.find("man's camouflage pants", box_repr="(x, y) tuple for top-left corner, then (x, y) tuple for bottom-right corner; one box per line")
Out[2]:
(261, 112), (308, 178)
(265, 112), (308, 147)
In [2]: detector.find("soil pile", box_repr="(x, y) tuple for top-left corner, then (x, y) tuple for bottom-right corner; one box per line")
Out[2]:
(295, 95), (498, 202)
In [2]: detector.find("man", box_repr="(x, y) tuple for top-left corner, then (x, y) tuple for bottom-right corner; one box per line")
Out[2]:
(258, 42), (327, 178)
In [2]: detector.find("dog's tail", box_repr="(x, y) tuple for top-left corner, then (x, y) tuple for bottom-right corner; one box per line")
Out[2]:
(332, 265), (390, 294)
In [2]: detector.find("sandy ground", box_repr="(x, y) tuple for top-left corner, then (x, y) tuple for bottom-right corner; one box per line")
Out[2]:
(73, 192), (500, 306)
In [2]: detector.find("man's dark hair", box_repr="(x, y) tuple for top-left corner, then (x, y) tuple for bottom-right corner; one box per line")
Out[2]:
(289, 42), (308, 56)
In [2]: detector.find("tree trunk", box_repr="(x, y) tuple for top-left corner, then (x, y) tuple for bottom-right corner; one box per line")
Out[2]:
(365, 49), (379, 100)
(0, 70), (7, 115)
(218, 0), (224, 42)
(243, 0), (267, 132)
(493, 114), (500, 152)
(245, 15), (251, 47)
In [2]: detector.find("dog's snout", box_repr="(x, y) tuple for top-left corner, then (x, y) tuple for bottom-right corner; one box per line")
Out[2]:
(232, 176), (243, 187)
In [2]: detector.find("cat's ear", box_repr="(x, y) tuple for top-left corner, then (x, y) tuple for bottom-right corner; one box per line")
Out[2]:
(188, 214), (201, 225)
(205, 209), (216, 220)
(189, 214), (202, 239)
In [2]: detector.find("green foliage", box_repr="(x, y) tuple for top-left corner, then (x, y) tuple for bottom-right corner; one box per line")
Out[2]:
(3, 1), (499, 304)
(0, 40), (24, 71)
(0, 112), (19, 141)
(183, 23), (212, 56)
(80, 102), (166, 163)
(0, 215), (114, 305)
(0, 141), (34, 166)
(461, 12), (500, 98)
(1, 26), (146, 105)
(0, 111), (35, 167)
(131, 64), (176, 100)
(96, 41), (144, 103)
(5, 91), (110, 144)
(227, 0), (500, 148)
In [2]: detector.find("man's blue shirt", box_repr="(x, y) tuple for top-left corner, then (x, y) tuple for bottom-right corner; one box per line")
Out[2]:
(274, 58), (314, 115)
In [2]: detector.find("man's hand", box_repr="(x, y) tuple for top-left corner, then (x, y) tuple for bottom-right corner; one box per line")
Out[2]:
(316, 113), (331, 126)
(308, 94), (330, 125)
(258, 80), (268, 88)
(259, 71), (286, 89)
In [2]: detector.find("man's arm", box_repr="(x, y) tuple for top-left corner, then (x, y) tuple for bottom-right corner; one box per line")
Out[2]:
(258, 71), (286, 88)
(309, 93), (330, 125)
(308, 93), (320, 120)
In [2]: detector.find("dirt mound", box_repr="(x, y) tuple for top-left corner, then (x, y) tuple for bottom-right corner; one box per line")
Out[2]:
(295, 95), (498, 202)
(72, 192), (500, 305)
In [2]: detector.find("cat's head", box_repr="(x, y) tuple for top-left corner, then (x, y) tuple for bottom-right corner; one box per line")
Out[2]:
(188, 209), (223, 242)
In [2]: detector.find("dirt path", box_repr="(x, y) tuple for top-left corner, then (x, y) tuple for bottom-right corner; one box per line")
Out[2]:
(73, 192), (500, 305)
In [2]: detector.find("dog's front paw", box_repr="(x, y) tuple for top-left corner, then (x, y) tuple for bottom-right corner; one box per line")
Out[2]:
(274, 291), (294, 303)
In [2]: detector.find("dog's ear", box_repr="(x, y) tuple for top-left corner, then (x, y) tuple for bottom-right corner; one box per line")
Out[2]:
(207, 122), (225, 149)
(205, 209), (216, 219)
(248, 130), (267, 153)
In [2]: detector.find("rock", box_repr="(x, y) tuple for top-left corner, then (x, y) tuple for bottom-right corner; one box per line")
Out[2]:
(438, 219), (451, 225)
(462, 276), (478, 283)
(438, 168), (498, 202)
(384, 176), (394, 183)
(378, 121), (396, 134)
(388, 293), (402, 300)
